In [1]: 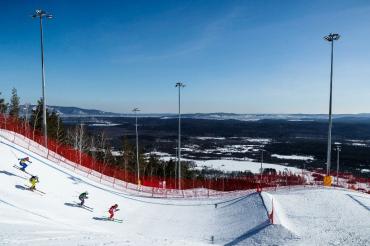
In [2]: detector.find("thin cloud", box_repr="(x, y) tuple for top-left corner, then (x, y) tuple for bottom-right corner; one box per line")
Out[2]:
(114, 6), (244, 63)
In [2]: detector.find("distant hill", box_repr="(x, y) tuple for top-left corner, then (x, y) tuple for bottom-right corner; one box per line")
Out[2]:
(20, 105), (121, 117)
(175, 113), (370, 122)
(19, 105), (370, 122)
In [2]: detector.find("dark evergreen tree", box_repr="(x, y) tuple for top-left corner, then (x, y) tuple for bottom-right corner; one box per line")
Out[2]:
(122, 136), (135, 172)
(48, 111), (66, 142)
(0, 92), (8, 114)
(8, 88), (20, 118)
(30, 99), (45, 132)
(30, 98), (66, 142)
(147, 154), (161, 176)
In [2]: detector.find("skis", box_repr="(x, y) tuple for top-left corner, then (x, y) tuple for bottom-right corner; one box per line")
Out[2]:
(15, 184), (44, 195)
(13, 165), (32, 176)
(64, 202), (94, 212)
(92, 217), (123, 223)
(13, 166), (43, 194)
(75, 202), (94, 212)
(24, 185), (45, 195)
(111, 218), (123, 223)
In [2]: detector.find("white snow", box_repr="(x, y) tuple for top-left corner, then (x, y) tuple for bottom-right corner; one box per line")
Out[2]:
(195, 137), (226, 140)
(262, 187), (370, 245)
(271, 154), (314, 161)
(352, 143), (367, 147)
(214, 145), (256, 154)
(0, 130), (282, 245)
(1, 129), (369, 245)
(145, 151), (171, 157)
(89, 123), (120, 126)
(160, 157), (302, 174)
(243, 138), (271, 144)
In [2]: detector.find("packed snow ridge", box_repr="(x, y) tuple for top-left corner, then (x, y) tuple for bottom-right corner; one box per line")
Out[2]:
(0, 130), (369, 245)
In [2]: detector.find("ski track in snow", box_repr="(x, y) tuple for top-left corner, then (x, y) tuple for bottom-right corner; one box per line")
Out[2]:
(1, 130), (370, 245)
(262, 188), (370, 246)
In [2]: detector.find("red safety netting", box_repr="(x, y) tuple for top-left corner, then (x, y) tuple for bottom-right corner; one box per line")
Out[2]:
(0, 115), (335, 196)
(310, 169), (370, 193)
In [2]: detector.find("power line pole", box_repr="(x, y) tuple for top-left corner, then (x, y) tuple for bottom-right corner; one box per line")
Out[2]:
(323, 33), (340, 176)
(175, 82), (185, 189)
(32, 9), (53, 148)
(133, 108), (140, 185)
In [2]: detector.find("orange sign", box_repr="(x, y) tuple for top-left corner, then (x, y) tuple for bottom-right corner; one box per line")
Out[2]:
(323, 175), (332, 186)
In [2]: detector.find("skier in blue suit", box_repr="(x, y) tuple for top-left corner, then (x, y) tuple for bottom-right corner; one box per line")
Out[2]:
(18, 157), (32, 171)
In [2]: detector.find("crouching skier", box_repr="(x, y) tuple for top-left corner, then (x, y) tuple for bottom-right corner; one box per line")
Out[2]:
(18, 157), (32, 171)
(29, 175), (39, 191)
(79, 191), (88, 206)
(108, 204), (119, 220)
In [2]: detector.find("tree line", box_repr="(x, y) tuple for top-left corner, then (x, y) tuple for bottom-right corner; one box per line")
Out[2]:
(1, 88), (234, 181)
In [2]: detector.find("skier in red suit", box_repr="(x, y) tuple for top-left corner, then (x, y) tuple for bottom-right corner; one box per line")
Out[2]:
(109, 204), (119, 220)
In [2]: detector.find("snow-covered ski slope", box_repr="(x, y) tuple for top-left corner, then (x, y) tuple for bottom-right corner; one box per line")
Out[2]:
(1, 130), (370, 245)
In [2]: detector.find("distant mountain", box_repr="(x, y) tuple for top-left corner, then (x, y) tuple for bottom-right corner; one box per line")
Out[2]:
(19, 105), (370, 122)
(20, 105), (121, 117)
(175, 113), (370, 122)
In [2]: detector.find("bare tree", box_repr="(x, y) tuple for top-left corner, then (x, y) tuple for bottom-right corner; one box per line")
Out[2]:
(55, 116), (62, 153)
(32, 108), (40, 141)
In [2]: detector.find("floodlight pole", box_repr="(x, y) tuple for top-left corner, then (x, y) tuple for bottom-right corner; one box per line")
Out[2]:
(79, 123), (84, 165)
(176, 82), (185, 190)
(133, 108), (140, 185)
(260, 149), (264, 181)
(336, 145), (341, 186)
(324, 33), (340, 176)
(32, 9), (52, 148)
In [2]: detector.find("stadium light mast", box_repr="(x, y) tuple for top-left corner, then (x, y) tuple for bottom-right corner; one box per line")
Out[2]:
(324, 33), (340, 176)
(176, 82), (185, 189)
(32, 9), (53, 147)
(260, 149), (264, 181)
(336, 145), (341, 186)
(133, 108), (140, 185)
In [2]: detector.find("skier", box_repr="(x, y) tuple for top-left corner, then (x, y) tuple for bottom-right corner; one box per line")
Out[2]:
(18, 157), (32, 171)
(108, 204), (119, 220)
(29, 175), (39, 191)
(78, 191), (88, 206)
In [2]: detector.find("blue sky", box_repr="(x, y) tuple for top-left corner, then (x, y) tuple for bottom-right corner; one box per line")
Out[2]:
(1, 0), (370, 114)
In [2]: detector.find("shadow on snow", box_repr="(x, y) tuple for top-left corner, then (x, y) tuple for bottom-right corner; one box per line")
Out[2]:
(347, 194), (370, 211)
(15, 184), (28, 191)
(224, 219), (271, 246)
(1, 170), (26, 180)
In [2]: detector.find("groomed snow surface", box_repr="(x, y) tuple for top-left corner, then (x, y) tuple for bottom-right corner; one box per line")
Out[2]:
(1, 132), (370, 245)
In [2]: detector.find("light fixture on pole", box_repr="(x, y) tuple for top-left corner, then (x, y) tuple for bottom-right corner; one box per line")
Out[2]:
(132, 108), (140, 185)
(323, 33), (340, 176)
(32, 9), (53, 147)
(175, 82), (185, 189)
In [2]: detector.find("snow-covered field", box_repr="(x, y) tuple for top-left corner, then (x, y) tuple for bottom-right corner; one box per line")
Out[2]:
(271, 154), (314, 161)
(178, 144), (260, 155)
(1, 130), (370, 245)
(160, 156), (302, 174)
